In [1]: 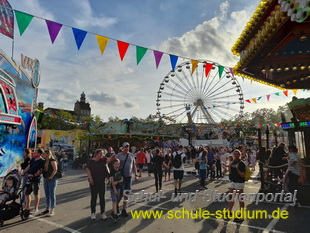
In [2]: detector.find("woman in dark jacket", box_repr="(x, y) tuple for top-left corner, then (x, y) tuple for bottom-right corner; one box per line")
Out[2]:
(151, 149), (165, 192)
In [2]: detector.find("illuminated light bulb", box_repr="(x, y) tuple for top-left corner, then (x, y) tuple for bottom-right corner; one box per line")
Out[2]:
(276, 66), (282, 72)
(293, 80), (297, 83)
(300, 65), (306, 70)
(269, 67), (275, 72)
(292, 66), (298, 71)
(300, 78), (305, 81)
(286, 81), (291, 85)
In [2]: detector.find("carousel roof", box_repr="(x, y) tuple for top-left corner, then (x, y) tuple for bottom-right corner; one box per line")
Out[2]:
(232, 0), (310, 89)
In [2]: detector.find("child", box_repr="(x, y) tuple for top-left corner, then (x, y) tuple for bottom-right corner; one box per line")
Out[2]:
(109, 159), (123, 222)
(0, 177), (15, 204)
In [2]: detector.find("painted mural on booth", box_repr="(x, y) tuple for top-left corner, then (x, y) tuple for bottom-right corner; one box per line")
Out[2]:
(0, 51), (39, 177)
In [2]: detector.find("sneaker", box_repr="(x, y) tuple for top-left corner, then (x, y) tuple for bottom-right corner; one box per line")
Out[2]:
(91, 213), (96, 220)
(121, 209), (129, 217)
(31, 208), (39, 214)
(111, 213), (120, 222)
(101, 213), (107, 220)
(48, 211), (55, 217)
(41, 209), (49, 215)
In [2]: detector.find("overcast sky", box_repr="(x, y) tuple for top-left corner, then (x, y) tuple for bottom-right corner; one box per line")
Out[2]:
(1, 0), (308, 122)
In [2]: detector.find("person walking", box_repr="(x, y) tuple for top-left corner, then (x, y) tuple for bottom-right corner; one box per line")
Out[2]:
(163, 150), (171, 182)
(21, 148), (32, 204)
(86, 149), (112, 220)
(152, 149), (165, 192)
(116, 142), (138, 217)
(136, 148), (146, 177)
(197, 150), (208, 189)
(227, 149), (246, 223)
(22, 148), (45, 214)
(169, 145), (186, 195)
(41, 149), (58, 216)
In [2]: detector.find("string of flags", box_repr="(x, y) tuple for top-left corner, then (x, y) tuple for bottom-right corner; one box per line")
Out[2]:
(3, 7), (227, 75)
(244, 89), (308, 104)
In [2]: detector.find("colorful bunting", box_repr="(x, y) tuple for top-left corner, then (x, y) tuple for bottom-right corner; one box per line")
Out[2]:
(229, 67), (234, 77)
(275, 92), (280, 96)
(136, 46), (148, 65)
(117, 41), (130, 61)
(14, 10), (33, 36)
(257, 96), (262, 100)
(205, 63), (213, 77)
(283, 90), (288, 96)
(96, 35), (109, 55)
(72, 28), (87, 50)
(169, 55), (178, 71)
(191, 60), (199, 74)
(153, 51), (163, 69)
(267, 95), (271, 101)
(45, 20), (62, 44)
(218, 66), (225, 78)
(292, 89), (298, 95)
(245, 100), (251, 103)
(252, 98), (257, 104)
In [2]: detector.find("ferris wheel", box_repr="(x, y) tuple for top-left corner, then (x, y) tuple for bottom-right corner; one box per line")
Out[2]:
(156, 61), (245, 124)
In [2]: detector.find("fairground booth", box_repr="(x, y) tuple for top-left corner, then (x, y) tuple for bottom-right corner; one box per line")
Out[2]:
(231, 0), (310, 203)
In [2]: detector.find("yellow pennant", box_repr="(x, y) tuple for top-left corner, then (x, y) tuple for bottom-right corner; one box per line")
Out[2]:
(96, 35), (110, 54)
(252, 98), (257, 104)
(191, 60), (199, 74)
(292, 89), (298, 95)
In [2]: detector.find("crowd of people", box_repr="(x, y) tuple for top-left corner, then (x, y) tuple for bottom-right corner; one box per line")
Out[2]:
(2, 141), (301, 223)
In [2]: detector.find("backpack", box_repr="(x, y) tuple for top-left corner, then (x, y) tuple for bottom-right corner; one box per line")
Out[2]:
(172, 152), (183, 168)
(244, 166), (251, 181)
(56, 162), (64, 178)
(237, 161), (251, 181)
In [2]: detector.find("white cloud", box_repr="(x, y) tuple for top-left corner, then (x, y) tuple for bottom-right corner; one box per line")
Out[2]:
(72, 0), (117, 29)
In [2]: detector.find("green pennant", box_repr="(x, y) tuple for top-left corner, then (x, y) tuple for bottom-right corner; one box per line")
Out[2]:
(15, 10), (34, 36)
(218, 66), (225, 78)
(136, 46), (148, 65)
(275, 92), (280, 96)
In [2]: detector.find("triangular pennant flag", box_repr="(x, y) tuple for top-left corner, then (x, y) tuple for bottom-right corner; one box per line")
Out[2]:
(250, 79), (253, 84)
(252, 98), (257, 104)
(292, 89), (298, 95)
(117, 41), (130, 61)
(153, 51), (163, 69)
(275, 92), (280, 96)
(169, 54), (178, 71)
(257, 96), (262, 100)
(191, 60), (199, 74)
(14, 10), (34, 36)
(245, 100), (251, 103)
(96, 35), (109, 55)
(229, 67), (234, 76)
(136, 46), (148, 65)
(267, 95), (271, 101)
(205, 63), (213, 77)
(213, 105), (216, 108)
(218, 66), (225, 78)
(72, 28), (87, 50)
(283, 90), (288, 96)
(45, 20), (62, 44)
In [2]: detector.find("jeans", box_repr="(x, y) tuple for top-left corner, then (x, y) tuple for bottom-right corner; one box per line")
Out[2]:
(154, 170), (163, 191)
(43, 177), (58, 209)
(90, 182), (106, 214)
(199, 169), (207, 187)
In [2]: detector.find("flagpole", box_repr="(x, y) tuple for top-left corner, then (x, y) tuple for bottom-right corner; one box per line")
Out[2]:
(11, 39), (14, 60)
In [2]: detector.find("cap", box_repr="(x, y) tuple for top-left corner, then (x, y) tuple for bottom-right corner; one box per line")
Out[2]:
(122, 142), (130, 147)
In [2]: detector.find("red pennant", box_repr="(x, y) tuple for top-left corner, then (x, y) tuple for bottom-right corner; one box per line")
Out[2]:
(205, 63), (213, 77)
(245, 100), (251, 103)
(117, 41), (129, 61)
(283, 90), (288, 96)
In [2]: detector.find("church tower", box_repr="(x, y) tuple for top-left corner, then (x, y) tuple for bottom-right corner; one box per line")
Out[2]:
(74, 92), (91, 120)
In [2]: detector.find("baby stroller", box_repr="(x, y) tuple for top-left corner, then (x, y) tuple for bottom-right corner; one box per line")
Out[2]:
(0, 170), (29, 227)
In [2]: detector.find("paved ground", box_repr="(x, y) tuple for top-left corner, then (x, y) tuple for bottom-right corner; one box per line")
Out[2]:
(1, 164), (310, 233)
